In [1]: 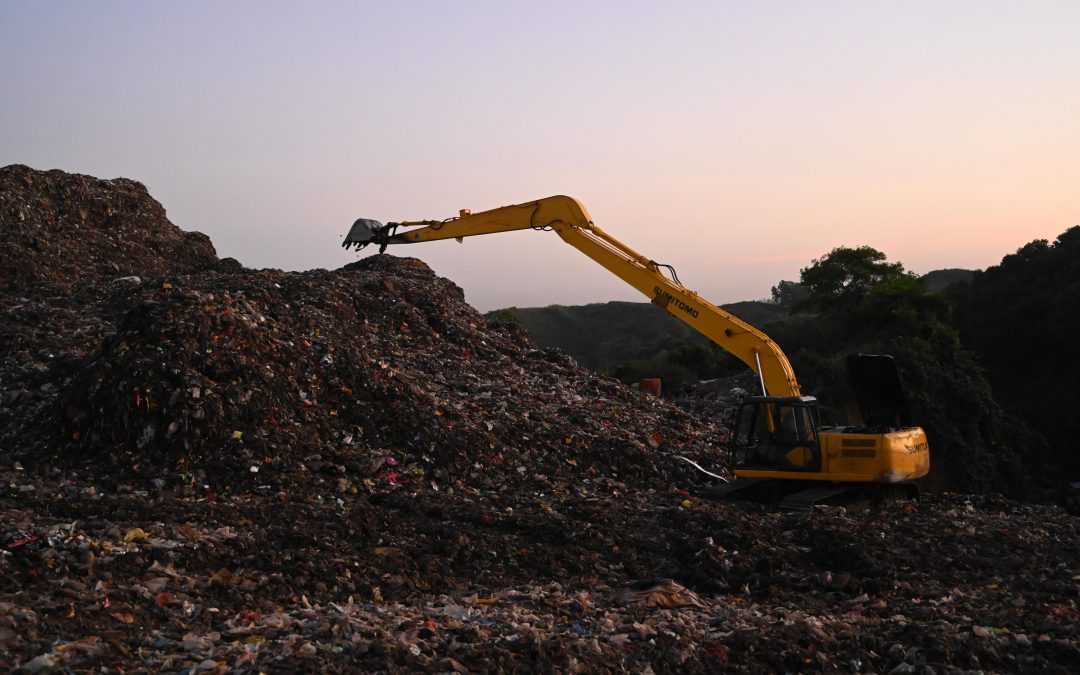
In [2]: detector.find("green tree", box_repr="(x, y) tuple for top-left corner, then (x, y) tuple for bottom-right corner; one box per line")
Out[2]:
(800, 246), (909, 316)
(948, 226), (1080, 483)
(488, 308), (523, 325)
(769, 280), (809, 308)
(860, 274), (951, 335)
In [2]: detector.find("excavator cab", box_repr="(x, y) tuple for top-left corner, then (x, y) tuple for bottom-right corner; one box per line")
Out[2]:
(732, 396), (822, 472)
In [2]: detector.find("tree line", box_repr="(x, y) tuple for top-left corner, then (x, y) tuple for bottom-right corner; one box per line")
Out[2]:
(769, 227), (1079, 499)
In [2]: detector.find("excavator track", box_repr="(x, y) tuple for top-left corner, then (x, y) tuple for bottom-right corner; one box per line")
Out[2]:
(778, 484), (860, 511)
(700, 479), (919, 512)
(698, 478), (775, 501)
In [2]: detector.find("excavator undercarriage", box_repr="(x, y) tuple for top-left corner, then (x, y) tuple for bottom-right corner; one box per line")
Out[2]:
(700, 477), (919, 512)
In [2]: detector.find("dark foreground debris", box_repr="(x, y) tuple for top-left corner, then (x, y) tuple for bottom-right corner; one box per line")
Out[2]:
(1, 165), (1079, 672)
(4, 482), (1078, 673)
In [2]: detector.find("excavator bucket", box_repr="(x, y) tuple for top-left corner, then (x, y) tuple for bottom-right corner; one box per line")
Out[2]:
(342, 218), (386, 250)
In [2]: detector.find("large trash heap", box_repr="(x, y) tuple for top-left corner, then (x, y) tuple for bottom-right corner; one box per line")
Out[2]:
(1, 165), (1078, 673)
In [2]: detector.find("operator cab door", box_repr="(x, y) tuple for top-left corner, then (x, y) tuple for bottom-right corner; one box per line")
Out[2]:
(733, 396), (822, 472)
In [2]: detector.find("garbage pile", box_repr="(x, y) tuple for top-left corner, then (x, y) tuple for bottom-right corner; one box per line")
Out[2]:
(0, 165), (218, 295)
(55, 257), (726, 495)
(2, 166), (1079, 673)
(4, 475), (1078, 673)
(674, 371), (759, 425)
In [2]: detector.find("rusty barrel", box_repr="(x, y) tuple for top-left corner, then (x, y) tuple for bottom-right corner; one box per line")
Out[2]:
(639, 378), (662, 397)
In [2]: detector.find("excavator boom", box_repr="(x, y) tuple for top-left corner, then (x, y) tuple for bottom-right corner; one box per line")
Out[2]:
(344, 195), (800, 397)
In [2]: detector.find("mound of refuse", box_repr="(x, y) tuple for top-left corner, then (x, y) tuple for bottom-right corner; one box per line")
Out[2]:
(0, 165), (218, 295)
(58, 256), (724, 493)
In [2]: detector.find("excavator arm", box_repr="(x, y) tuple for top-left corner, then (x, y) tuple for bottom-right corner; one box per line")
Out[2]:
(343, 195), (800, 397)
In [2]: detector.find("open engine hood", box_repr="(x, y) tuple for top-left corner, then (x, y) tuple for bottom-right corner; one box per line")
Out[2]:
(846, 354), (913, 429)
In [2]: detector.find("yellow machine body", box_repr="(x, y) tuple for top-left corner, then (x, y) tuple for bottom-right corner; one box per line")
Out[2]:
(737, 428), (930, 483)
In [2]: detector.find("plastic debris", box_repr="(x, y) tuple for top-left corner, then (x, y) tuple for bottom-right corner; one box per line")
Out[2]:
(614, 579), (706, 608)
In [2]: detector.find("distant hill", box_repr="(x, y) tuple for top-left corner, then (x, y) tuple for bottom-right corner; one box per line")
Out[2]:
(485, 268), (976, 390)
(921, 268), (976, 293)
(485, 299), (791, 389)
(487, 301), (698, 371)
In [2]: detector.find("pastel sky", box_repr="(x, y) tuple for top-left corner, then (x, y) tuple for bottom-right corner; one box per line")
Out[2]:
(2, 1), (1078, 310)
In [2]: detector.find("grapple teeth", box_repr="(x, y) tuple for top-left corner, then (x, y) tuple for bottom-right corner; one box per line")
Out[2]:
(342, 218), (385, 250)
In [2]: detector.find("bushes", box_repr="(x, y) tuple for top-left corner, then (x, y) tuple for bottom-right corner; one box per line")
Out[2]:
(949, 226), (1080, 484)
(778, 246), (1046, 497)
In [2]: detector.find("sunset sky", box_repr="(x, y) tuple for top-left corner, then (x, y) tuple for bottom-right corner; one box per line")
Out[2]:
(2, 1), (1077, 310)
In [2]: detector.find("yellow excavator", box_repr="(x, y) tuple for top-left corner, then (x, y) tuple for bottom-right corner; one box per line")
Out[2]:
(343, 196), (930, 508)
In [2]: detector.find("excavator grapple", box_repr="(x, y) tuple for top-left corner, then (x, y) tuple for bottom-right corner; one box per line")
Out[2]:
(344, 218), (398, 254)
